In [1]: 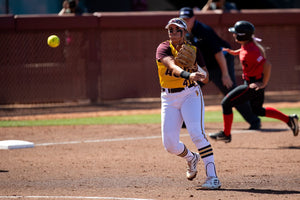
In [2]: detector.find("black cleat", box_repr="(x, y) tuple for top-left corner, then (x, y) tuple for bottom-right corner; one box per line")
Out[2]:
(209, 131), (231, 143)
(287, 114), (299, 136)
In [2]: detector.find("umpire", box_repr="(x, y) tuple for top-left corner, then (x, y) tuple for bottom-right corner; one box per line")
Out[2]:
(179, 7), (261, 129)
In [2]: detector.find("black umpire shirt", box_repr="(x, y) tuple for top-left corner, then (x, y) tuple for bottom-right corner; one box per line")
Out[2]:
(189, 20), (231, 70)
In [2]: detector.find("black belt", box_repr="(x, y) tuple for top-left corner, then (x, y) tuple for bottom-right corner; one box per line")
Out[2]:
(162, 84), (195, 93)
(244, 74), (263, 83)
(244, 76), (263, 83)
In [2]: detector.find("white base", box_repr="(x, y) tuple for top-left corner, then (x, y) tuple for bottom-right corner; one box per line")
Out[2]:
(0, 140), (34, 150)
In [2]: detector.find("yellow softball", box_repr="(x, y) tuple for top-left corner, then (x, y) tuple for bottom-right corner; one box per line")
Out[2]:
(47, 35), (60, 48)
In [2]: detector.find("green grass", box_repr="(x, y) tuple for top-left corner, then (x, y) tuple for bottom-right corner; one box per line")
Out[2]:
(206, 107), (299, 123)
(0, 107), (299, 127)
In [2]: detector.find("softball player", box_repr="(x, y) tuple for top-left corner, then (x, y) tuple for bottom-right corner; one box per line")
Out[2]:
(179, 7), (261, 130)
(155, 18), (221, 189)
(209, 21), (299, 143)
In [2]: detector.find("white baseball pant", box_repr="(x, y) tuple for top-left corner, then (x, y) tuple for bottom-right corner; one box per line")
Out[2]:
(161, 85), (210, 155)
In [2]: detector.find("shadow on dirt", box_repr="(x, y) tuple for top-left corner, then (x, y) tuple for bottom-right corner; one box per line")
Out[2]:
(278, 146), (300, 150)
(258, 128), (288, 132)
(197, 188), (300, 194)
(221, 145), (300, 150)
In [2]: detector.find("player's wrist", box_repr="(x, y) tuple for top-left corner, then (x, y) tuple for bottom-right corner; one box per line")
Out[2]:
(222, 73), (229, 77)
(180, 71), (191, 80)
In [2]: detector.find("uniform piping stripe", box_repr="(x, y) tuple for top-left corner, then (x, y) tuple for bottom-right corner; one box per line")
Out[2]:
(177, 144), (188, 157)
(199, 148), (212, 155)
(198, 144), (211, 152)
(198, 145), (213, 158)
(230, 86), (249, 102)
(199, 148), (213, 158)
(201, 152), (213, 158)
(199, 88), (206, 140)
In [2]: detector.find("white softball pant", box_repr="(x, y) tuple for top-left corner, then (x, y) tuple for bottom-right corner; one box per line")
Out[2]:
(161, 85), (210, 155)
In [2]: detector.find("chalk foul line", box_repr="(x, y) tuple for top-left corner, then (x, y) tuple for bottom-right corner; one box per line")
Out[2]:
(0, 195), (156, 200)
(35, 130), (255, 147)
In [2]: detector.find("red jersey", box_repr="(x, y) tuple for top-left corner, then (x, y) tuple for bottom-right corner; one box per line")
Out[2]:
(239, 41), (266, 81)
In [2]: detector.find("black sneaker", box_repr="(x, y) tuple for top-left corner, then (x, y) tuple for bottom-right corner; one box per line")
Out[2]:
(287, 114), (299, 136)
(209, 131), (231, 143)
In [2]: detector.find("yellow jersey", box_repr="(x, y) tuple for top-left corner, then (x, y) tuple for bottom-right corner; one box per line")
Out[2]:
(156, 40), (204, 88)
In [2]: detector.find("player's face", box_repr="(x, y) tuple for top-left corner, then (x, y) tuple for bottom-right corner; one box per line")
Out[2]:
(233, 33), (237, 41)
(168, 25), (185, 44)
(233, 33), (241, 43)
(233, 33), (246, 44)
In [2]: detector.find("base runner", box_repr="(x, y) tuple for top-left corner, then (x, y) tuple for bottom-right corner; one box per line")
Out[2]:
(209, 21), (299, 143)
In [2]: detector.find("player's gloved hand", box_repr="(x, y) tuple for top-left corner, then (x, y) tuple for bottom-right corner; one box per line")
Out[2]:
(175, 44), (197, 71)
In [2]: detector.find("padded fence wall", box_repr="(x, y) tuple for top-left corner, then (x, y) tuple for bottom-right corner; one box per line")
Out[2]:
(0, 15), (99, 104)
(0, 10), (299, 104)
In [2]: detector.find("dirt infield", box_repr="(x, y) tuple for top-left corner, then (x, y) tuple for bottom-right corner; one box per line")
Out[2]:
(0, 94), (300, 200)
(1, 121), (300, 200)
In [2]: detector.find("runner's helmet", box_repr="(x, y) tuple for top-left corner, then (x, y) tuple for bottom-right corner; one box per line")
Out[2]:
(228, 21), (255, 41)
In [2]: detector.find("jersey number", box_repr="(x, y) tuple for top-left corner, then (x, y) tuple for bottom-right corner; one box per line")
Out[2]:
(165, 69), (193, 87)
(165, 69), (173, 76)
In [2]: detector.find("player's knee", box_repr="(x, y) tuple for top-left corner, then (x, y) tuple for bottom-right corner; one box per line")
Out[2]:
(221, 98), (231, 108)
(191, 136), (209, 148)
(188, 126), (209, 147)
(252, 107), (265, 116)
(163, 141), (180, 155)
(221, 101), (232, 115)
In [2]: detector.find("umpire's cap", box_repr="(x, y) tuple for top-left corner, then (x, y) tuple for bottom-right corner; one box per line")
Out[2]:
(179, 7), (194, 18)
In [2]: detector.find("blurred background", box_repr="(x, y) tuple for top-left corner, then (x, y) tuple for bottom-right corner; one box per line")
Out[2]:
(0, 0), (299, 113)
(1, 0), (300, 14)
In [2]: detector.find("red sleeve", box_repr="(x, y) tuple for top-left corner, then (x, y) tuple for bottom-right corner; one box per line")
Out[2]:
(156, 41), (172, 61)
